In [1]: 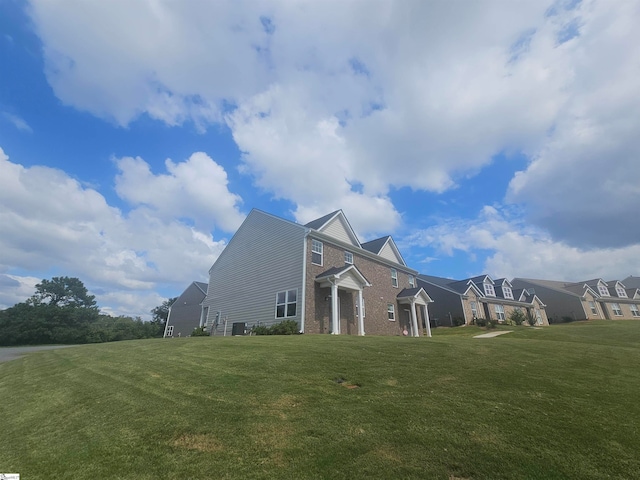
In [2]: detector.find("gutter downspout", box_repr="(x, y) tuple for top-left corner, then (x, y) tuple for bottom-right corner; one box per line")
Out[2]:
(300, 231), (308, 334)
(163, 307), (172, 338)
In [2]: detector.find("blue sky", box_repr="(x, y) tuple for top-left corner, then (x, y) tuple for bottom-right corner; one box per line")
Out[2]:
(1, 0), (639, 318)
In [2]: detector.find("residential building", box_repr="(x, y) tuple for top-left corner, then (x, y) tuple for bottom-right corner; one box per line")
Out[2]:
(418, 274), (549, 326)
(201, 209), (433, 336)
(511, 278), (640, 321)
(163, 281), (208, 337)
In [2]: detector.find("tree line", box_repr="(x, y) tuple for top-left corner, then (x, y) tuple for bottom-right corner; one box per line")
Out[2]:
(0, 276), (175, 346)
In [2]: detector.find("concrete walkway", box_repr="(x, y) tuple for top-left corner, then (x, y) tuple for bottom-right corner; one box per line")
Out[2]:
(473, 331), (513, 338)
(0, 345), (78, 364)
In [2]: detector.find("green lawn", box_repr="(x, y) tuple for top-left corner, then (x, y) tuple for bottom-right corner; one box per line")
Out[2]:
(1, 321), (639, 479)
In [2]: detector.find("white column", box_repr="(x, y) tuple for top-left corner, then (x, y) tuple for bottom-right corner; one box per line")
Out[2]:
(410, 300), (420, 337)
(357, 289), (365, 336)
(331, 281), (339, 334)
(424, 305), (432, 338)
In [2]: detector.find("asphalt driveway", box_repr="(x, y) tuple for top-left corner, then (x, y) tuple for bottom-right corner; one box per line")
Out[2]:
(0, 345), (78, 364)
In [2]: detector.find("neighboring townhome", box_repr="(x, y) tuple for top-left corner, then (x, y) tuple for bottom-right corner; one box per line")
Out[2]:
(417, 274), (548, 326)
(163, 281), (208, 338)
(512, 278), (640, 321)
(201, 209), (433, 337)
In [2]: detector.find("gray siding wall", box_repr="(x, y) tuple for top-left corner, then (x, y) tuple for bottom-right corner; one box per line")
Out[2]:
(203, 210), (306, 334)
(166, 283), (206, 337)
(417, 281), (464, 327)
(511, 280), (585, 322)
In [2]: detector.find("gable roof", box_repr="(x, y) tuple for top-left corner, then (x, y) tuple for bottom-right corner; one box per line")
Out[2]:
(361, 236), (406, 266)
(397, 287), (433, 303)
(622, 276), (640, 289)
(194, 281), (208, 295)
(315, 264), (371, 286)
(305, 210), (341, 230)
(305, 210), (361, 247)
(513, 277), (601, 299)
(417, 274), (484, 297)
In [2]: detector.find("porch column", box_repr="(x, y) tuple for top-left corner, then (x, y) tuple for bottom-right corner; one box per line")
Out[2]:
(424, 304), (432, 338)
(331, 281), (339, 334)
(410, 300), (420, 337)
(357, 289), (365, 336)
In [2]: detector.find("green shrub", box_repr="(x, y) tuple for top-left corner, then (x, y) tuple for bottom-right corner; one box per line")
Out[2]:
(474, 317), (488, 327)
(508, 309), (526, 326)
(452, 316), (466, 327)
(191, 327), (209, 337)
(251, 320), (300, 335)
(525, 311), (537, 326)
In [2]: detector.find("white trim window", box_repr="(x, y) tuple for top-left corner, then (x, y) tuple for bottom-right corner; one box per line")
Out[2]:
(616, 286), (627, 298)
(503, 287), (513, 300)
(276, 290), (297, 318)
(387, 303), (395, 321)
(311, 240), (323, 266)
(598, 284), (610, 296)
(495, 304), (506, 321)
(391, 268), (398, 288)
(356, 298), (365, 318)
(344, 251), (353, 265)
(588, 301), (598, 315)
(484, 283), (495, 297)
(611, 303), (622, 316)
(631, 304), (640, 317)
(166, 325), (174, 337)
(535, 309), (543, 325)
(408, 275), (415, 288)
(470, 301), (478, 318)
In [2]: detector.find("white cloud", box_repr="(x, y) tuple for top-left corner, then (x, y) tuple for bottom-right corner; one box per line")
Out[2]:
(0, 146), (237, 316)
(26, 0), (640, 247)
(0, 274), (40, 310)
(114, 152), (244, 232)
(407, 205), (640, 281)
(507, 0), (640, 248)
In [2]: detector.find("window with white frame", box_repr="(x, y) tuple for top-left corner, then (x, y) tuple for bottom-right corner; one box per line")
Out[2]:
(356, 298), (365, 318)
(598, 284), (610, 296)
(616, 286), (627, 298)
(631, 304), (640, 317)
(311, 240), (323, 266)
(344, 251), (353, 264)
(470, 301), (478, 318)
(611, 303), (622, 316)
(484, 283), (495, 297)
(391, 268), (398, 288)
(589, 301), (598, 315)
(408, 275), (415, 288)
(166, 325), (174, 337)
(275, 290), (297, 318)
(495, 304), (505, 321)
(535, 309), (543, 325)
(503, 287), (513, 299)
(387, 304), (395, 321)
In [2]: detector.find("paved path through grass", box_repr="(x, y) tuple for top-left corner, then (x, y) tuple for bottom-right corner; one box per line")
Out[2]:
(473, 331), (513, 338)
(0, 345), (77, 363)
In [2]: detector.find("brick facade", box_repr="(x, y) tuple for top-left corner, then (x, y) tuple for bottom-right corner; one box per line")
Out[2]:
(304, 237), (423, 335)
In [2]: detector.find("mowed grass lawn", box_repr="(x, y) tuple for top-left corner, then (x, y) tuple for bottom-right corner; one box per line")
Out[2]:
(1, 321), (640, 479)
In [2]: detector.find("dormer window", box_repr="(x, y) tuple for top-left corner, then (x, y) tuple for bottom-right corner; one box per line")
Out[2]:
(616, 286), (627, 298)
(503, 287), (513, 299)
(598, 285), (609, 296)
(484, 283), (495, 297)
